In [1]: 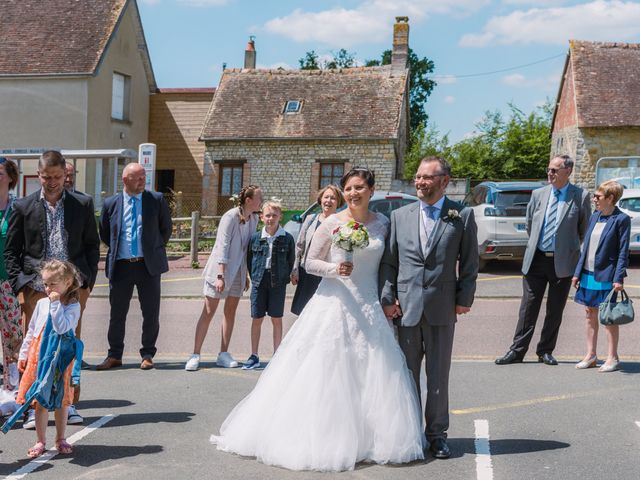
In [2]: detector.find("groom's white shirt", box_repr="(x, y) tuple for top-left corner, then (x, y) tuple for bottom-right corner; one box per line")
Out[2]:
(419, 196), (446, 254)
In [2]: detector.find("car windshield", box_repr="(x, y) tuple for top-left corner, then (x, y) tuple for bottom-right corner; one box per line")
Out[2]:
(619, 197), (640, 212)
(491, 191), (532, 217)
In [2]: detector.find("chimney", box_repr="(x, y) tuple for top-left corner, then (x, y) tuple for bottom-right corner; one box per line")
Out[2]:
(244, 36), (256, 69)
(391, 17), (409, 71)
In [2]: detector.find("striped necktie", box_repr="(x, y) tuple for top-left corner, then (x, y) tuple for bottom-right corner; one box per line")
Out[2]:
(541, 190), (560, 251)
(130, 196), (139, 257)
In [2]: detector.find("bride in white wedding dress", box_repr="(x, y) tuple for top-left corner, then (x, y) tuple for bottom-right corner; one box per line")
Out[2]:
(210, 168), (425, 472)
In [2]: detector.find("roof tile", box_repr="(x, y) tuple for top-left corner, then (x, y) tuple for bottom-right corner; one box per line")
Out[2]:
(0, 0), (127, 76)
(201, 66), (408, 140)
(570, 40), (640, 127)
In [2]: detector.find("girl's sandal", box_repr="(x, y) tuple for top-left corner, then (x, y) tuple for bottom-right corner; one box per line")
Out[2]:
(55, 438), (73, 455)
(27, 442), (47, 458)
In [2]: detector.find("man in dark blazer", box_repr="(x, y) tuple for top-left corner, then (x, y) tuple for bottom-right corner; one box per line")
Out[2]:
(4, 149), (100, 424)
(97, 162), (172, 371)
(496, 155), (591, 366)
(380, 156), (479, 459)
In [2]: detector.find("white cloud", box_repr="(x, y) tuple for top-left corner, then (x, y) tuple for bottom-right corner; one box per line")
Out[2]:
(263, 0), (490, 47)
(177, 0), (228, 6)
(444, 95), (456, 103)
(501, 73), (559, 91)
(502, 0), (569, 4)
(460, 1), (640, 47)
(434, 75), (457, 84)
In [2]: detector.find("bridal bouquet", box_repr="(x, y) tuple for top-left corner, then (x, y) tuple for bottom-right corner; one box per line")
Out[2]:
(332, 220), (369, 263)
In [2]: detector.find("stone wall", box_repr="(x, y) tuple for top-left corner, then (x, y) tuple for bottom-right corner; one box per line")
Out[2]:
(577, 127), (640, 189)
(203, 139), (398, 213)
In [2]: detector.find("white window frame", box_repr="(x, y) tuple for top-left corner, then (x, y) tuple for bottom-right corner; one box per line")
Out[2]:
(112, 72), (131, 121)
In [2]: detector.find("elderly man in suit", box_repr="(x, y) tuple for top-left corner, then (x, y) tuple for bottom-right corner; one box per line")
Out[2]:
(5, 150), (100, 426)
(97, 163), (172, 371)
(496, 155), (591, 366)
(380, 156), (479, 459)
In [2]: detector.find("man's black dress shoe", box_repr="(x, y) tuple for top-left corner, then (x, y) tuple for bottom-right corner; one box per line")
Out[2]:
(538, 353), (558, 365)
(495, 350), (523, 365)
(429, 438), (451, 459)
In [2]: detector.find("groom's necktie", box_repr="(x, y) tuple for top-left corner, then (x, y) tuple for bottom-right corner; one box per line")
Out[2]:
(422, 205), (438, 252)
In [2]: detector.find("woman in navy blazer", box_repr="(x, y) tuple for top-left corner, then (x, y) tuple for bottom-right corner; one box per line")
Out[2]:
(571, 180), (630, 372)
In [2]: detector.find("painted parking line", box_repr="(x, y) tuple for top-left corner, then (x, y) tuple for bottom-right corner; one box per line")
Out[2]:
(452, 385), (637, 415)
(5, 414), (117, 480)
(474, 419), (494, 480)
(93, 276), (202, 289)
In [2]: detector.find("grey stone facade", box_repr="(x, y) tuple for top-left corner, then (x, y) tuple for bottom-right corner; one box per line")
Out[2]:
(202, 139), (397, 213)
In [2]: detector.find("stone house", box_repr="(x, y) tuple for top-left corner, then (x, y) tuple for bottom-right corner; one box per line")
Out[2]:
(199, 18), (411, 214)
(0, 0), (156, 202)
(149, 88), (216, 215)
(551, 40), (640, 189)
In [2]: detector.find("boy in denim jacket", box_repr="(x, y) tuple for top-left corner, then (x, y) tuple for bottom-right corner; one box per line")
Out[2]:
(244, 200), (295, 369)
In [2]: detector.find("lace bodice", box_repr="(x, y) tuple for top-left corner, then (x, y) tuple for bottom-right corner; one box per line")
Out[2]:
(305, 212), (389, 287)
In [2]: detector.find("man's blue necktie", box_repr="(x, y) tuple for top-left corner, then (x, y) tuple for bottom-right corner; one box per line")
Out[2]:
(541, 189), (560, 251)
(130, 196), (138, 257)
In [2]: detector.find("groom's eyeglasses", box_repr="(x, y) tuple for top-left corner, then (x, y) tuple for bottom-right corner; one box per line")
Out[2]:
(415, 173), (446, 182)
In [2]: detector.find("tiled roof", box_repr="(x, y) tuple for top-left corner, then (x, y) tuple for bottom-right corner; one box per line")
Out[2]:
(200, 66), (409, 140)
(0, 0), (127, 76)
(570, 40), (640, 127)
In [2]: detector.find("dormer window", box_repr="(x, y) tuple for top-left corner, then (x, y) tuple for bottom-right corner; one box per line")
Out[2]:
(284, 100), (302, 114)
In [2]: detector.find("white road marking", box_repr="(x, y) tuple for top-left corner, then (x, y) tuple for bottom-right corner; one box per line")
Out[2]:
(636, 421), (640, 429)
(5, 414), (117, 480)
(474, 419), (494, 480)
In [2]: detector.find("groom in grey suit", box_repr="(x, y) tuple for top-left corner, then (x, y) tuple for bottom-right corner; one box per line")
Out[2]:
(380, 156), (478, 459)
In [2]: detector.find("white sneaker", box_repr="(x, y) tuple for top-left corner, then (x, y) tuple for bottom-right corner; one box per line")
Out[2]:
(67, 405), (83, 425)
(185, 354), (201, 371)
(23, 408), (36, 430)
(216, 352), (239, 368)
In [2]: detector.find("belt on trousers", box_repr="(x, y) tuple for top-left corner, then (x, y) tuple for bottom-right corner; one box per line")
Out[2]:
(119, 257), (144, 263)
(537, 249), (554, 257)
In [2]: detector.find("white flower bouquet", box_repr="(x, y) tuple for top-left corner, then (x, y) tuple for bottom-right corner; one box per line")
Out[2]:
(332, 220), (369, 263)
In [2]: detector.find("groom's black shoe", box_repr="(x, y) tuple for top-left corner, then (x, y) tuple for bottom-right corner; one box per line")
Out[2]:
(429, 438), (451, 459)
(495, 350), (523, 365)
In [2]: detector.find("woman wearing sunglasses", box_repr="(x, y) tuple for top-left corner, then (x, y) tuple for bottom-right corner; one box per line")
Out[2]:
(572, 180), (630, 372)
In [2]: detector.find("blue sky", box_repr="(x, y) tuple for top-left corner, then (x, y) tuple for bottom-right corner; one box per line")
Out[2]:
(138, 0), (640, 143)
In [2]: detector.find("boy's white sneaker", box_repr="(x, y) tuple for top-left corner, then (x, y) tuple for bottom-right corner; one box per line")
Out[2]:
(67, 405), (83, 425)
(185, 354), (201, 371)
(216, 352), (239, 368)
(23, 408), (36, 430)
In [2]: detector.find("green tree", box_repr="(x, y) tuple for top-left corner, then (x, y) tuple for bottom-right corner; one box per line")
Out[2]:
(324, 49), (356, 69)
(366, 49), (436, 134)
(403, 122), (451, 180)
(403, 101), (553, 180)
(299, 50), (320, 70)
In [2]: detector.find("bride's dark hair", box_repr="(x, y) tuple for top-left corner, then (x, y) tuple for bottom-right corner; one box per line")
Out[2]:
(340, 167), (375, 189)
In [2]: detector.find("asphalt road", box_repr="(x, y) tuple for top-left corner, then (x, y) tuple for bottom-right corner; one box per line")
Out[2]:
(2, 259), (640, 479)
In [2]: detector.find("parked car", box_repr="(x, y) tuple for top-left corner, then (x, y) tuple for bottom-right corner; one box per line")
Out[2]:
(616, 188), (640, 254)
(464, 181), (546, 269)
(283, 191), (418, 241)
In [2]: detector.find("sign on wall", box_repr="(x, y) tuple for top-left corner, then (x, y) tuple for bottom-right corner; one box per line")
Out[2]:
(138, 143), (156, 191)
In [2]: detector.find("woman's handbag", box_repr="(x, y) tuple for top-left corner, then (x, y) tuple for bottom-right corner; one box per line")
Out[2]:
(598, 288), (634, 326)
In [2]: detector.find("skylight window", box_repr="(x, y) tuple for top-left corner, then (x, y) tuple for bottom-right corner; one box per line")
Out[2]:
(285, 100), (302, 114)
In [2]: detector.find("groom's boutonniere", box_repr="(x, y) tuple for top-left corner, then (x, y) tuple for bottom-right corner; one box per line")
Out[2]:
(447, 209), (462, 222)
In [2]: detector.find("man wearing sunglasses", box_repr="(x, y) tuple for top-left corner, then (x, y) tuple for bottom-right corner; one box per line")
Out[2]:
(496, 155), (591, 366)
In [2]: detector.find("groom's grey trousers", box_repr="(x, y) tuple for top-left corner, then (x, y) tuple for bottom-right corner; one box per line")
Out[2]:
(397, 319), (455, 441)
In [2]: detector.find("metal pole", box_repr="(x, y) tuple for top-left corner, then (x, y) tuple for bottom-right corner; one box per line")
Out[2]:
(190, 211), (200, 266)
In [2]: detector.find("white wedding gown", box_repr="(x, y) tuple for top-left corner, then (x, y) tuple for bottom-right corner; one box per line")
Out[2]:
(210, 213), (425, 471)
